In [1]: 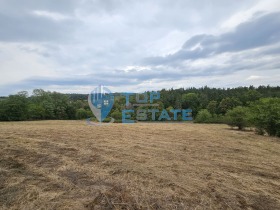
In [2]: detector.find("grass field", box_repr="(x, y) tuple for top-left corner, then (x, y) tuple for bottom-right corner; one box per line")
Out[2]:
(0, 121), (280, 209)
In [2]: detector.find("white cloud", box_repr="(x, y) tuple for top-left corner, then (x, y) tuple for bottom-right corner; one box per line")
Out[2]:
(0, 43), (57, 85)
(221, 0), (280, 30)
(0, 0), (279, 95)
(32, 10), (71, 21)
(246, 75), (262, 80)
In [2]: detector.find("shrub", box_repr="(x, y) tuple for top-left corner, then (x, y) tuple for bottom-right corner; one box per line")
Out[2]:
(250, 98), (280, 137)
(110, 110), (122, 120)
(226, 106), (249, 130)
(195, 109), (212, 123)
(75, 108), (89, 119)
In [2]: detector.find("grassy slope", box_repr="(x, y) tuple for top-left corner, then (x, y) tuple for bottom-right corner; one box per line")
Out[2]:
(0, 121), (280, 209)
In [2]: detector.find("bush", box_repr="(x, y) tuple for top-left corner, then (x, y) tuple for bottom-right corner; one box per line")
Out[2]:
(110, 110), (122, 120)
(195, 109), (212, 123)
(250, 98), (280, 137)
(103, 117), (114, 123)
(226, 106), (249, 130)
(75, 108), (89, 119)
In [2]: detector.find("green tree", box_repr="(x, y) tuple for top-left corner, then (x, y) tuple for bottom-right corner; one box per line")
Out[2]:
(0, 100), (8, 120)
(207, 100), (218, 116)
(226, 106), (249, 130)
(111, 110), (122, 120)
(52, 92), (69, 119)
(4, 93), (28, 121)
(75, 108), (89, 119)
(198, 93), (208, 109)
(244, 90), (262, 104)
(42, 100), (55, 119)
(182, 93), (199, 116)
(250, 98), (280, 137)
(28, 104), (46, 120)
(195, 109), (212, 123)
(66, 104), (76, 119)
(218, 97), (241, 115)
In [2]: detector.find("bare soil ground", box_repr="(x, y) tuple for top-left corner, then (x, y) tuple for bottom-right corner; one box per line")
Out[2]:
(0, 121), (280, 210)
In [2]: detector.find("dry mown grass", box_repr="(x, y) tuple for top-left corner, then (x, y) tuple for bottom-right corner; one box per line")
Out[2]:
(0, 121), (280, 209)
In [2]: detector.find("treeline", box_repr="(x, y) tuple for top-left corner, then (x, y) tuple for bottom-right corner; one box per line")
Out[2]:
(0, 86), (279, 136)
(0, 89), (93, 121)
(159, 85), (280, 115)
(158, 86), (280, 137)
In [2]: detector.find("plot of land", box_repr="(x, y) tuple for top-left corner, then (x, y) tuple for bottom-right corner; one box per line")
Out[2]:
(0, 121), (280, 209)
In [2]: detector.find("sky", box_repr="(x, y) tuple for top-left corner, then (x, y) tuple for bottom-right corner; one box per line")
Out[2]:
(0, 0), (279, 95)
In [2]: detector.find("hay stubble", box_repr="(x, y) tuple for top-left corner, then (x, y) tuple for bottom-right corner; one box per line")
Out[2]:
(0, 121), (280, 209)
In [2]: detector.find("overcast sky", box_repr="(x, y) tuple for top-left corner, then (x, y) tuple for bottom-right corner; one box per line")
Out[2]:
(0, 0), (279, 95)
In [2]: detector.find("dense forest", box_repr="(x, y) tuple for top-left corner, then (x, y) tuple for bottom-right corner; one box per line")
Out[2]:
(0, 86), (279, 136)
